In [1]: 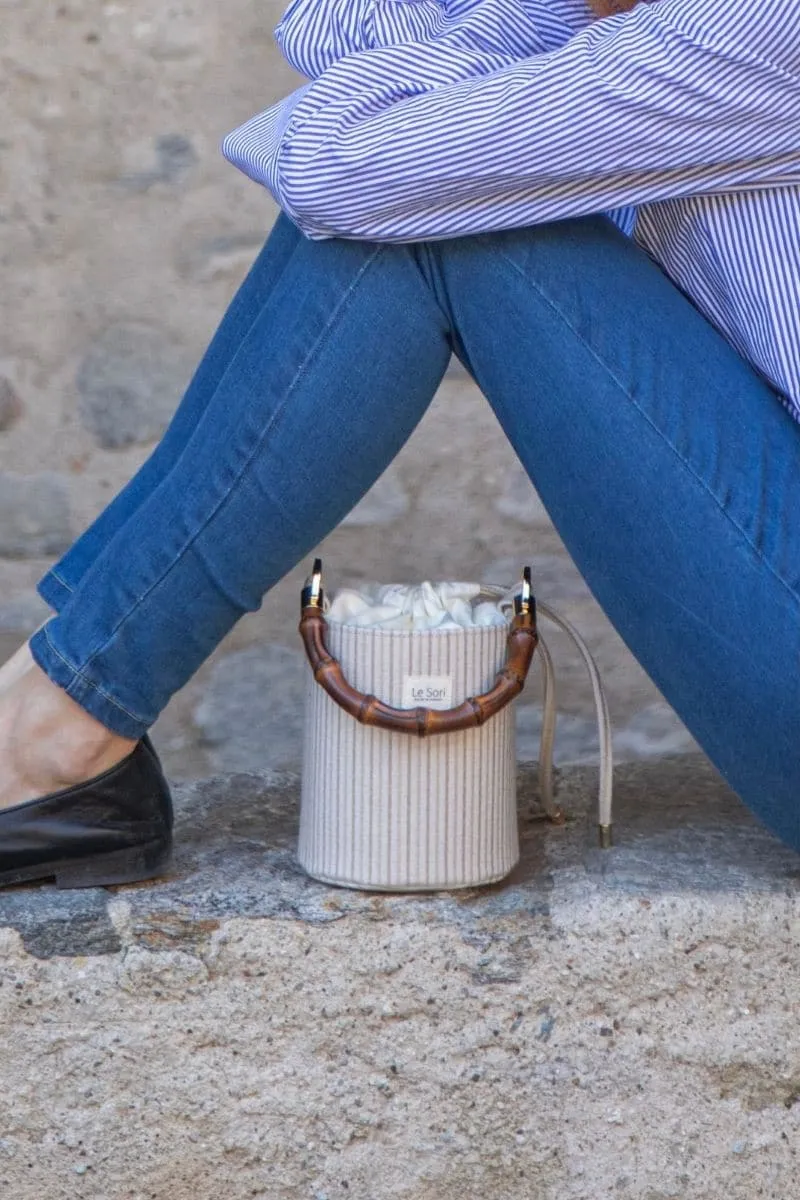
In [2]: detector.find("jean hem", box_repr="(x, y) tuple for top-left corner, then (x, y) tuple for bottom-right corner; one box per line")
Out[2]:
(36, 571), (74, 614)
(28, 627), (151, 740)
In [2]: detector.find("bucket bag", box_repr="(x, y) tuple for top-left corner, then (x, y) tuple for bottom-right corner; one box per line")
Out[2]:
(297, 560), (612, 891)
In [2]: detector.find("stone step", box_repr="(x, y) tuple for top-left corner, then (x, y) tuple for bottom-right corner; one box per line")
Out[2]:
(0, 754), (797, 1198)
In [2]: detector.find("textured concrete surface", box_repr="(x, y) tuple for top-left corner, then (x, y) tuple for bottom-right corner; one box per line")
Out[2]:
(0, 756), (797, 1199)
(0, 0), (698, 787)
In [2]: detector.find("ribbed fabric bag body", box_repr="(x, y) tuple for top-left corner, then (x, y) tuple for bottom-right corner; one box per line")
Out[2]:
(298, 615), (518, 891)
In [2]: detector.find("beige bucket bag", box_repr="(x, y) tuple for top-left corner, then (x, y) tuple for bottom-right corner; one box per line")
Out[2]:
(297, 560), (613, 892)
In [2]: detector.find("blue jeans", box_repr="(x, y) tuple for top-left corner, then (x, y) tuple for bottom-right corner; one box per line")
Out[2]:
(31, 212), (800, 851)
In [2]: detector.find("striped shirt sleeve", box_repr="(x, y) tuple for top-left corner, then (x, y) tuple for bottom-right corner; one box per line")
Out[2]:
(273, 0), (592, 79)
(224, 0), (800, 243)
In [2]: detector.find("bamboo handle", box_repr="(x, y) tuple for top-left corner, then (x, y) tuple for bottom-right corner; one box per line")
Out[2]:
(299, 606), (538, 737)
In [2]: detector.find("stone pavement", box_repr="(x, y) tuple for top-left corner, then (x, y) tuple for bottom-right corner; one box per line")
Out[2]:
(0, 755), (797, 1199)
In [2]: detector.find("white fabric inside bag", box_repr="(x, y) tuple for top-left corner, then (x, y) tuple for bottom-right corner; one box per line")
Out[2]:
(326, 581), (512, 629)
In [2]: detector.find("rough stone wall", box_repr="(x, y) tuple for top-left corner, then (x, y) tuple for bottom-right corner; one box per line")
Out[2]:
(1, 0), (694, 780)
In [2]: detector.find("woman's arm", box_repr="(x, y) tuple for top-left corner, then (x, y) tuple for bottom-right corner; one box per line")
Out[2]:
(274, 0), (592, 79)
(225, 0), (800, 243)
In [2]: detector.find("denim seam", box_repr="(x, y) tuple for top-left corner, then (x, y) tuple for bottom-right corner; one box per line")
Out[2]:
(39, 624), (150, 724)
(48, 568), (74, 592)
(496, 245), (800, 613)
(75, 243), (387, 679)
(42, 241), (303, 607)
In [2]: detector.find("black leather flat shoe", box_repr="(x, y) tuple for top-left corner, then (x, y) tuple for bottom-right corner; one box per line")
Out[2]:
(0, 739), (173, 890)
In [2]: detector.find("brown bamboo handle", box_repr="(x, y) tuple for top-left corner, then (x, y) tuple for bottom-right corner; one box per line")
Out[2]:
(299, 606), (538, 736)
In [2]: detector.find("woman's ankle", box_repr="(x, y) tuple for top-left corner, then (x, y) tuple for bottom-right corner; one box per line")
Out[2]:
(0, 620), (54, 691)
(0, 660), (138, 787)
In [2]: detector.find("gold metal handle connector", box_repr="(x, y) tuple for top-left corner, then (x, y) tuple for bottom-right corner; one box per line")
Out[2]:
(301, 557), (324, 611)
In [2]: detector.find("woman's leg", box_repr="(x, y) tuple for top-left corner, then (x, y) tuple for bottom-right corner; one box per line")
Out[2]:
(38, 213), (307, 613)
(11, 209), (800, 856)
(420, 217), (800, 852)
(22, 224), (453, 746)
(0, 213), (310, 747)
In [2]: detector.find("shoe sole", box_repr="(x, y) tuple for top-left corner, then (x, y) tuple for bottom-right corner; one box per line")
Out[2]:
(0, 839), (173, 890)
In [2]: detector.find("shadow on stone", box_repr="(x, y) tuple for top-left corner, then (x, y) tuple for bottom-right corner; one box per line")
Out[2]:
(548, 754), (800, 895)
(0, 755), (796, 960)
(110, 754), (800, 930)
(0, 888), (121, 959)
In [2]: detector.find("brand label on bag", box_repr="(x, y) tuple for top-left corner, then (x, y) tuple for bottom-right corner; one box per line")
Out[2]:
(402, 675), (454, 710)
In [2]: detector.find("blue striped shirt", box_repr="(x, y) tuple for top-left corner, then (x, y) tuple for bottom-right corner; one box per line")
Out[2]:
(222, 0), (800, 418)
